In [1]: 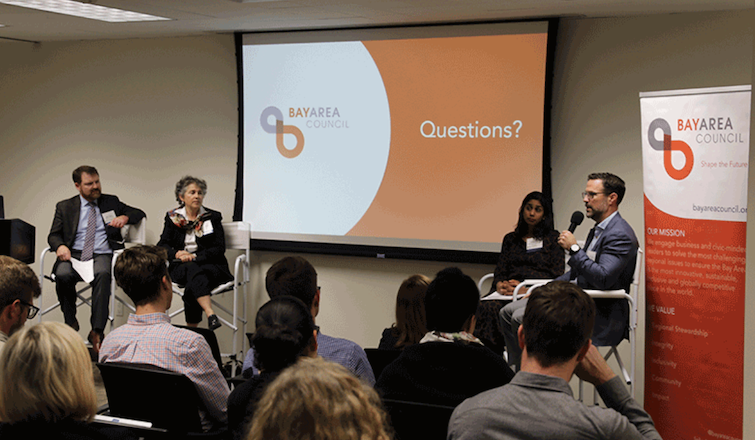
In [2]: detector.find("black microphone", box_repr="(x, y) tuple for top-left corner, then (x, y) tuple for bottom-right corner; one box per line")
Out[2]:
(568, 211), (584, 233)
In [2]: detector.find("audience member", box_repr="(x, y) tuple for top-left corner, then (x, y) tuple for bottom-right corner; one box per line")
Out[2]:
(247, 357), (391, 440)
(157, 175), (232, 331)
(241, 256), (375, 385)
(475, 191), (563, 354)
(228, 296), (317, 440)
(378, 274), (430, 350)
(500, 172), (638, 369)
(0, 256), (41, 352)
(376, 267), (514, 406)
(0, 322), (132, 439)
(448, 281), (661, 440)
(47, 165), (146, 352)
(100, 245), (230, 431)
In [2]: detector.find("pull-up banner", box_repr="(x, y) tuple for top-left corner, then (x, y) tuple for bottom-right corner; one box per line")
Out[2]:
(641, 85), (751, 440)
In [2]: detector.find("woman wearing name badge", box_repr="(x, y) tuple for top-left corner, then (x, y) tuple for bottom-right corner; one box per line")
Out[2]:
(474, 191), (564, 355)
(158, 176), (232, 331)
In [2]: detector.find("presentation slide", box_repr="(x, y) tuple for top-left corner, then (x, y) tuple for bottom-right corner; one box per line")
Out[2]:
(240, 22), (550, 257)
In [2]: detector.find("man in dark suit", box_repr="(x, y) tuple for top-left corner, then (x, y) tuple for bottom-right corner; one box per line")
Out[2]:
(47, 165), (145, 351)
(500, 172), (638, 369)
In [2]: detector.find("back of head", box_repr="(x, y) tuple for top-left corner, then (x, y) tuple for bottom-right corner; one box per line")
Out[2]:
(248, 357), (391, 440)
(114, 245), (169, 306)
(424, 267), (479, 333)
(0, 322), (97, 423)
(393, 274), (431, 348)
(265, 256), (318, 309)
(0, 255), (41, 309)
(522, 281), (595, 368)
(588, 172), (626, 205)
(252, 296), (316, 372)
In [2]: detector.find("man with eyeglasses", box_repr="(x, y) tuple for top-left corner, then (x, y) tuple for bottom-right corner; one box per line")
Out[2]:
(500, 172), (638, 370)
(0, 256), (42, 352)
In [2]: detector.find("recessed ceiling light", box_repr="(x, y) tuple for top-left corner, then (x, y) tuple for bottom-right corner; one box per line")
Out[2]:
(0, 0), (171, 22)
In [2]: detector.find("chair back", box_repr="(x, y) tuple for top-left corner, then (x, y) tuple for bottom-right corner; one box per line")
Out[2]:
(364, 348), (401, 381)
(97, 362), (203, 433)
(120, 217), (147, 245)
(382, 398), (456, 440)
(223, 222), (251, 251)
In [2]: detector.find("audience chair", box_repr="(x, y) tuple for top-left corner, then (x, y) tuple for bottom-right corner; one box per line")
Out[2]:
(97, 362), (228, 439)
(382, 398), (457, 440)
(510, 248), (644, 399)
(170, 221), (251, 375)
(38, 218), (147, 332)
(364, 348), (401, 381)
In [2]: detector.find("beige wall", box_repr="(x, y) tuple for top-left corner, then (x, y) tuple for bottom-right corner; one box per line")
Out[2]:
(1, 9), (753, 433)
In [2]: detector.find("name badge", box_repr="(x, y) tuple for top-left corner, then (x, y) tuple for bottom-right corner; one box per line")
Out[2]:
(202, 221), (214, 235)
(102, 210), (116, 224)
(526, 238), (544, 251)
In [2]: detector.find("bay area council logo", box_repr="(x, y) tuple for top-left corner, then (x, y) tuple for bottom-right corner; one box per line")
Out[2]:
(260, 106), (305, 159)
(647, 118), (693, 181)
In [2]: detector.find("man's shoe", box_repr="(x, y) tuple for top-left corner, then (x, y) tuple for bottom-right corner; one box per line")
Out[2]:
(88, 330), (103, 354)
(208, 314), (221, 331)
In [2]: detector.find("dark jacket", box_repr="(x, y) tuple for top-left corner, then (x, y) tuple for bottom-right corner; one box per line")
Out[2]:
(157, 207), (232, 274)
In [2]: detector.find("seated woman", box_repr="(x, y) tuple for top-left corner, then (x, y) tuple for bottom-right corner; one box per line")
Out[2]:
(227, 296), (317, 440)
(474, 191), (564, 355)
(0, 322), (132, 439)
(378, 274), (430, 350)
(158, 176), (232, 331)
(248, 357), (391, 440)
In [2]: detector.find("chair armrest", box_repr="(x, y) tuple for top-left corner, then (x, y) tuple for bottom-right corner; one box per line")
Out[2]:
(512, 279), (552, 301)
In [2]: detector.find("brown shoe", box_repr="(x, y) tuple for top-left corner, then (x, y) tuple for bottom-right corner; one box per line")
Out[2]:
(88, 330), (104, 354)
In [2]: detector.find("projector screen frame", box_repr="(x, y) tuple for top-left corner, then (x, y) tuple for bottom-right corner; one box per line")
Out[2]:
(234, 18), (559, 264)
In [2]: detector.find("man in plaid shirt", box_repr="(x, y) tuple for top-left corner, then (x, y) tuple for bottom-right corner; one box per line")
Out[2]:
(100, 245), (230, 431)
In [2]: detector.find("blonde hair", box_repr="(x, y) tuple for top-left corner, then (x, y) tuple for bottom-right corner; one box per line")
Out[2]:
(248, 357), (392, 440)
(0, 322), (97, 423)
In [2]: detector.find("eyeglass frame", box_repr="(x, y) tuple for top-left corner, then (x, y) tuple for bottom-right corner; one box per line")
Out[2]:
(18, 300), (39, 319)
(581, 191), (609, 200)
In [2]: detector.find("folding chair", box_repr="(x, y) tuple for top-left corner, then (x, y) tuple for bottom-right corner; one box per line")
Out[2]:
(170, 221), (251, 375)
(38, 218), (147, 332)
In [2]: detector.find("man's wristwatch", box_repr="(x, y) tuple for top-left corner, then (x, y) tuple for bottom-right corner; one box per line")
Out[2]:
(570, 244), (580, 255)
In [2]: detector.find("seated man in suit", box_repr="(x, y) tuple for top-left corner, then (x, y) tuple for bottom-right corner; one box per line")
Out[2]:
(501, 172), (638, 369)
(241, 256), (375, 385)
(0, 256), (41, 352)
(376, 267), (514, 406)
(47, 165), (145, 351)
(449, 281), (660, 440)
(100, 245), (230, 431)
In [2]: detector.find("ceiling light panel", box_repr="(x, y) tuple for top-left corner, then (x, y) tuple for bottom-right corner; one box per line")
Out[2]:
(0, 0), (170, 22)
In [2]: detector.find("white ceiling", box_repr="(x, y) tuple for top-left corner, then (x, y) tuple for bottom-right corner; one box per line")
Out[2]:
(0, 0), (753, 43)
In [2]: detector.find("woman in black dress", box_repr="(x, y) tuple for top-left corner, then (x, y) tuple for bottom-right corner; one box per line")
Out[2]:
(474, 191), (564, 354)
(157, 176), (232, 331)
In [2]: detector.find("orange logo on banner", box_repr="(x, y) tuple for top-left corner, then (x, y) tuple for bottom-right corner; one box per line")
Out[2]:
(648, 118), (693, 180)
(260, 106), (305, 158)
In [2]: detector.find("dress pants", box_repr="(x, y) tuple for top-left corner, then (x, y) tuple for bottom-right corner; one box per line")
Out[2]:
(54, 251), (112, 332)
(499, 298), (528, 370)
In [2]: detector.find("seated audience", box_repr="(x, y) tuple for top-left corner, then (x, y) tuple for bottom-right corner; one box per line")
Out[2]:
(475, 191), (563, 354)
(228, 296), (317, 440)
(448, 281), (661, 440)
(247, 357), (391, 440)
(0, 322), (132, 439)
(378, 274), (430, 350)
(376, 267), (514, 406)
(0, 256), (41, 353)
(242, 256), (375, 385)
(99, 245), (230, 431)
(157, 175), (233, 331)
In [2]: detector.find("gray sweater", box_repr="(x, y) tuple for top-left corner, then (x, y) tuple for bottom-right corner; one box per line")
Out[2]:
(448, 372), (662, 440)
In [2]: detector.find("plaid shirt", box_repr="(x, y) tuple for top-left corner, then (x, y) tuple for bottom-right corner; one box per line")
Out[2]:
(99, 313), (230, 429)
(242, 331), (376, 385)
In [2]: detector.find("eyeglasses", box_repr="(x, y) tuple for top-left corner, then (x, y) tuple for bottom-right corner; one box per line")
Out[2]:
(19, 300), (39, 319)
(582, 191), (606, 200)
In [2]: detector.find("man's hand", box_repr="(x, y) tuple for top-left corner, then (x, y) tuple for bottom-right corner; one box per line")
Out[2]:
(574, 344), (617, 386)
(558, 230), (578, 250)
(108, 215), (129, 228)
(56, 245), (71, 262)
(175, 250), (196, 262)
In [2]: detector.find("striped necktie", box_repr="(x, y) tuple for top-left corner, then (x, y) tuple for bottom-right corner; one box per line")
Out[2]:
(81, 203), (97, 261)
